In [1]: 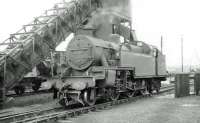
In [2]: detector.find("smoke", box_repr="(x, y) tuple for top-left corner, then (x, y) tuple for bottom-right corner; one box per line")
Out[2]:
(101, 0), (131, 18)
(87, 0), (131, 27)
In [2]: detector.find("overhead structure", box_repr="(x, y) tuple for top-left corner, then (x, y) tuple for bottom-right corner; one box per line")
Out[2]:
(0, 0), (100, 107)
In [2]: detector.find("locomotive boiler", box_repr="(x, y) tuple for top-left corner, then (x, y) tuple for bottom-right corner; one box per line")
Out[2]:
(56, 10), (166, 106)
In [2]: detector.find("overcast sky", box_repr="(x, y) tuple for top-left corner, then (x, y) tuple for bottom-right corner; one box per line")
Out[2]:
(0, 0), (200, 68)
(131, 0), (200, 68)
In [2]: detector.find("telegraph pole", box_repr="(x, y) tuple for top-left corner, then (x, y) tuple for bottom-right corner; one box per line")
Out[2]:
(161, 36), (163, 53)
(181, 36), (184, 72)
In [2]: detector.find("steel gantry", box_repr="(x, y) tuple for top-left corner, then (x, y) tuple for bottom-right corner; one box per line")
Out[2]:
(0, 0), (100, 107)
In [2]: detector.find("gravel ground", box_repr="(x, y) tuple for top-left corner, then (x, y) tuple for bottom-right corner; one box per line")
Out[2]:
(68, 93), (200, 123)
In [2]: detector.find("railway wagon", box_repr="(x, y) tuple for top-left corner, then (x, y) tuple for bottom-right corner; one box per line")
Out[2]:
(56, 10), (167, 106)
(11, 59), (58, 95)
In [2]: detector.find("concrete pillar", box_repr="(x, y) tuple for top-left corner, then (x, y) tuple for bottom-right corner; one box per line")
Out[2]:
(175, 73), (189, 98)
(194, 73), (200, 95)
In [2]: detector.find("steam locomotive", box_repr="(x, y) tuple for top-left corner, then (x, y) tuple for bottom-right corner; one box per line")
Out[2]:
(55, 10), (167, 106)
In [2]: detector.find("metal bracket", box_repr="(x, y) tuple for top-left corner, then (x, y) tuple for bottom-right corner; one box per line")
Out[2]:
(0, 42), (23, 45)
(37, 15), (58, 18)
(10, 32), (35, 36)
(24, 23), (48, 27)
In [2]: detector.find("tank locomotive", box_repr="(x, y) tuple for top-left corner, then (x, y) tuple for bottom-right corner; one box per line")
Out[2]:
(56, 11), (167, 106)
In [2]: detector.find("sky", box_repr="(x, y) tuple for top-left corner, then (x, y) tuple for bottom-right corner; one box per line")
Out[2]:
(0, 0), (200, 68)
(131, 0), (200, 68)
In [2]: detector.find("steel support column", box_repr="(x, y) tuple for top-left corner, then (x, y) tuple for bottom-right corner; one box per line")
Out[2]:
(0, 56), (7, 108)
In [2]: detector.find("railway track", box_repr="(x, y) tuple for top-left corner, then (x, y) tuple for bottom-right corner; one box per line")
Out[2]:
(6, 89), (52, 98)
(0, 85), (174, 123)
(6, 84), (174, 98)
(160, 84), (174, 91)
(0, 105), (63, 123)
